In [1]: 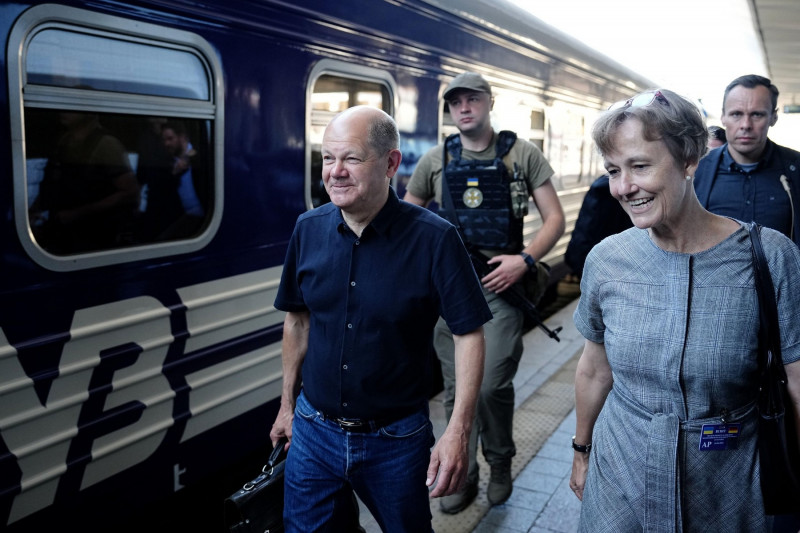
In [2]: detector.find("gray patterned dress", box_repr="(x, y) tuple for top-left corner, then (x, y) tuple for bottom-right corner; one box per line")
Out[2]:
(573, 223), (800, 532)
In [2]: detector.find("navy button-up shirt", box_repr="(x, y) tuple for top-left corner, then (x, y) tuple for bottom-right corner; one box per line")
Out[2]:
(274, 188), (492, 420)
(706, 143), (792, 236)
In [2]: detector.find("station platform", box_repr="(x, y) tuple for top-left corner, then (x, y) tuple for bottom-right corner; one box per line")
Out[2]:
(358, 285), (584, 533)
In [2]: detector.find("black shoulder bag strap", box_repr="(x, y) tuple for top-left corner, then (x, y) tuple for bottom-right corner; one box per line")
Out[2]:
(749, 222), (800, 514)
(750, 223), (787, 401)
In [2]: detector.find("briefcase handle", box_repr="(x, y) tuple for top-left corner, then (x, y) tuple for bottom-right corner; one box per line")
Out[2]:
(242, 437), (288, 491)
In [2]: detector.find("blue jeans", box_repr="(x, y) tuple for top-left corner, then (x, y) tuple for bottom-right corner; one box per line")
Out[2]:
(285, 390), (435, 533)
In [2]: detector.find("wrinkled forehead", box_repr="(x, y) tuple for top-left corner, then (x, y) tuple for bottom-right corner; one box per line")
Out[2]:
(322, 129), (372, 159)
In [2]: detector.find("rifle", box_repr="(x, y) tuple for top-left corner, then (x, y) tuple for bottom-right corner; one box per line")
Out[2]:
(468, 247), (562, 342)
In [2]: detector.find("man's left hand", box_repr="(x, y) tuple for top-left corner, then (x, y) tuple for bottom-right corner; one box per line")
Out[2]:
(426, 427), (468, 498)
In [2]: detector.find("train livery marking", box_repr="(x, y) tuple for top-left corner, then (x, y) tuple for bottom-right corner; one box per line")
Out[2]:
(0, 267), (284, 523)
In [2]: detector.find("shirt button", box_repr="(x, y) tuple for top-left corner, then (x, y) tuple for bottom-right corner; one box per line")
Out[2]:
(342, 402), (348, 407)
(347, 323), (353, 329)
(355, 240), (360, 246)
(343, 364), (348, 370)
(350, 281), (356, 286)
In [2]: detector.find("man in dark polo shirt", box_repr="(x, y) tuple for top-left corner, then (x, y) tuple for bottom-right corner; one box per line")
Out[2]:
(270, 105), (492, 532)
(694, 74), (800, 247)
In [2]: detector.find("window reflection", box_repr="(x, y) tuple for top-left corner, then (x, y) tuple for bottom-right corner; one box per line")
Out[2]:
(25, 109), (212, 254)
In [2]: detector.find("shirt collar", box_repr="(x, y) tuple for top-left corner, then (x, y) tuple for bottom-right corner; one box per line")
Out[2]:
(722, 139), (774, 172)
(335, 187), (400, 238)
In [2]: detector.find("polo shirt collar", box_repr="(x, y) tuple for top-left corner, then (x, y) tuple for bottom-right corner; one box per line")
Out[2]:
(335, 187), (400, 238)
(369, 187), (400, 237)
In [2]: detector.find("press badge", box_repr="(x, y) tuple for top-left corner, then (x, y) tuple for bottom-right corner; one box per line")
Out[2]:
(699, 423), (741, 451)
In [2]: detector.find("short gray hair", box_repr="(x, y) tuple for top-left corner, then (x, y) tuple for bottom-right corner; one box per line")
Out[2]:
(593, 89), (707, 167)
(366, 109), (399, 154)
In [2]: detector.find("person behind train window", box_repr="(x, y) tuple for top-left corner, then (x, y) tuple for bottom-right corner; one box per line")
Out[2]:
(29, 111), (139, 254)
(141, 120), (206, 241)
(707, 124), (726, 149)
(269, 106), (492, 532)
(403, 71), (566, 513)
(134, 116), (172, 238)
(568, 87), (800, 532)
(563, 174), (632, 281)
(694, 74), (800, 247)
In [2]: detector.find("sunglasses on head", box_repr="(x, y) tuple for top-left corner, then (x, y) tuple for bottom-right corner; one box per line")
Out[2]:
(608, 90), (670, 111)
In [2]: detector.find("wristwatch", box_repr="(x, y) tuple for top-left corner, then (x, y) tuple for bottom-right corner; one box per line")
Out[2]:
(520, 252), (536, 270)
(571, 436), (592, 453)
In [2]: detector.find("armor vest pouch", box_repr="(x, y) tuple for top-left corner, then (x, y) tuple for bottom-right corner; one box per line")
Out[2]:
(440, 131), (524, 252)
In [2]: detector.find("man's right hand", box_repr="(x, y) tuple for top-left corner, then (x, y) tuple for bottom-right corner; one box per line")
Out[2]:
(482, 253), (527, 293)
(269, 403), (295, 451)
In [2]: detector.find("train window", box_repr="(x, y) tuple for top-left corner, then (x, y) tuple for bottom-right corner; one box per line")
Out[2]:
(24, 109), (212, 254)
(530, 110), (545, 130)
(27, 29), (209, 100)
(307, 61), (395, 208)
(8, 4), (223, 271)
(529, 110), (545, 151)
(442, 102), (459, 141)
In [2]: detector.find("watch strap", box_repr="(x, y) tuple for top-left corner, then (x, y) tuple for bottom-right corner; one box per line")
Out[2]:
(571, 436), (592, 453)
(520, 252), (535, 270)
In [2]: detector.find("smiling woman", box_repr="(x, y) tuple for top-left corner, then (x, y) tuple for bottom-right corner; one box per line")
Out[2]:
(569, 88), (800, 532)
(592, 89), (728, 253)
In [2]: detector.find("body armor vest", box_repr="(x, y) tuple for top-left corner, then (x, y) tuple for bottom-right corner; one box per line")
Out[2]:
(440, 130), (525, 252)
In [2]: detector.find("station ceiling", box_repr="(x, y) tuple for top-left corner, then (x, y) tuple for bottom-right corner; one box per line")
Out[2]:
(752, 0), (800, 111)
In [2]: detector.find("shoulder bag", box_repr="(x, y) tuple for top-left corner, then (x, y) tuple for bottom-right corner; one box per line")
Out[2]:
(749, 223), (800, 515)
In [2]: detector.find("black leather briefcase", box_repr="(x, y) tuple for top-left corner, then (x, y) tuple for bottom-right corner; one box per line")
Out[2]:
(224, 438), (287, 533)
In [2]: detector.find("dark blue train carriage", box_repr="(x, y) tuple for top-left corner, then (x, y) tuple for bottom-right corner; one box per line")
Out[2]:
(0, 1), (654, 530)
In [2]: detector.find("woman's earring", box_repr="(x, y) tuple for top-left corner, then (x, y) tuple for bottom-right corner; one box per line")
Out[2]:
(686, 175), (692, 181)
